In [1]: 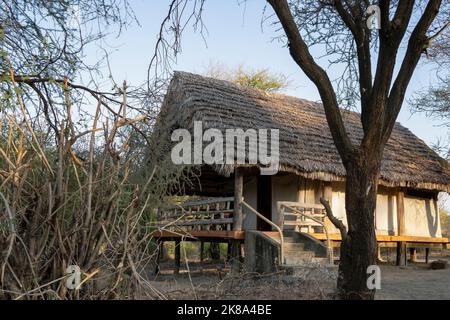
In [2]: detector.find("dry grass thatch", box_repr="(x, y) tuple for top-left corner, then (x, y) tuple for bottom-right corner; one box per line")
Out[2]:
(157, 71), (450, 192)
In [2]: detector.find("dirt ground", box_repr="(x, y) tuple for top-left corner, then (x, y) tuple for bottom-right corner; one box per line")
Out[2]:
(376, 254), (450, 300)
(150, 251), (450, 300)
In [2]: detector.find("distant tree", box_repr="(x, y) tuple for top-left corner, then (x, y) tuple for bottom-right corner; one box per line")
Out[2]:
(410, 27), (450, 156)
(203, 63), (289, 92)
(440, 208), (450, 237)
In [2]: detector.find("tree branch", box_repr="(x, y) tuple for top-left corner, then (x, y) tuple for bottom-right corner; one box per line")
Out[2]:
(268, 0), (355, 163)
(6, 74), (151, 146)
(334, 1), (373, 110)
(382, 0), (443, 144)
(428, 21), (450, 43)
(320, 197), (347, 240)
(361, 1), (415, 145)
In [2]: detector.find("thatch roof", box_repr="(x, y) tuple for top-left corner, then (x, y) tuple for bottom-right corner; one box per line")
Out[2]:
(157, 71), (450, 192)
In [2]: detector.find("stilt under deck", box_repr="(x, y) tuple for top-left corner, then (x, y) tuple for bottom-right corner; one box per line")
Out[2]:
(152, 198), (449, 273)
(152, 169), (448, 273)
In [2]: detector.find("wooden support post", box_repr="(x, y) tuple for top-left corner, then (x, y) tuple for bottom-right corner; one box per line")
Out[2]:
(226, 241), (232, 262)
(377, 245), (385, 263)
(230, 240), (241, 274)
(231, 167), (243, 274)
(396, 241), (407, 266)
(409, 248), (417, 262)
(233, 167), (244, 231)
(160, 240), (165, 261)
(174, 239), (181, 275)
(396, 190), (405, 236)
(323, 183), (334, 233)
(425, 248), (430, 264)
(155, 240), (162, 275)
(200, 241), (204, 263)
(395, 190), (407, 267)
(323, 183), (332, 201)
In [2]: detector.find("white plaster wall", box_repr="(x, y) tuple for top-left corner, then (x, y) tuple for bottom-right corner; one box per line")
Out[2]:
(404, 197), (441, 237)
(272, 175), (299, 228)
(375, 191), (397, 235)
(330, 183), (399, 236)
(242, 176), (257, 230)
(243, 174), (441, 239)
(330, 182), (347, 224)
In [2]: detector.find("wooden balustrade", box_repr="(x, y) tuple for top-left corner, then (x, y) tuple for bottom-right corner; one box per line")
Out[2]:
(157, 197), (234, 232)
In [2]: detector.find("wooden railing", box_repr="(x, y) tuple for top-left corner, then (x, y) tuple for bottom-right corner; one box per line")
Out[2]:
(157, 197), (234, 231)
(277, 201), (333, 264)
(241, 200), (285, 265)
(156, 198), (333, 265)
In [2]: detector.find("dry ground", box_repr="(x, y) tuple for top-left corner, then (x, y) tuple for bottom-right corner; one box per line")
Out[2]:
(149, 251), (450, 300)
(376, 253), (450, 300)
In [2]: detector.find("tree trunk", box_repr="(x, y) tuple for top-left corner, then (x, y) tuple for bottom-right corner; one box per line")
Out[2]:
(338, 154), (380, 300)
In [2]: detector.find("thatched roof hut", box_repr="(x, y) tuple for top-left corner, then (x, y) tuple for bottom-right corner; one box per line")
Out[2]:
(158, 71), (450, 193)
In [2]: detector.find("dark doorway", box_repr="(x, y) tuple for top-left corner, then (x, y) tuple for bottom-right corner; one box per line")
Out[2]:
(257, 175), (272, 231)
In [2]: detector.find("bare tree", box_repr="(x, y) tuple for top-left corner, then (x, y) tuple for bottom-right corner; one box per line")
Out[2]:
(265, 0), (448, 299)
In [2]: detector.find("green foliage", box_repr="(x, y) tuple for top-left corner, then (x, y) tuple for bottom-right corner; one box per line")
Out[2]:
(163, 241), (228, 261)
(204, 63), (289, 92)
(233, 67), (288, 92)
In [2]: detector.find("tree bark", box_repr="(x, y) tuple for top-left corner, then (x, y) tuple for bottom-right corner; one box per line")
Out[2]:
(338, 154), (380, 300)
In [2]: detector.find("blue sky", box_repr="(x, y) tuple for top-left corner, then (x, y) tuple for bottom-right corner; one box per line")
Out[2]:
(86, 0), (446, 147)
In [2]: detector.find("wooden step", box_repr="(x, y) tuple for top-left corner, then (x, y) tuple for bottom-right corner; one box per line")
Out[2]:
(283, 242), (305, 251)
(284, 251), (316, 265)
(281, 262), (338, 276)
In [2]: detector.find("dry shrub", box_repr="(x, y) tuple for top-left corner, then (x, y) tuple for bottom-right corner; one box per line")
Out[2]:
(0, 70), (186, 299)
(211, 268), (337, 300)
(156, 267), (338, 300)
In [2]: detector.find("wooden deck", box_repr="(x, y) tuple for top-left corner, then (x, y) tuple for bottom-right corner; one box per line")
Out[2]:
(153, 197), (449, 249)
(309, 233), (449, 248)
(154, 194), (450, 273)
(151, 229), (245, 240)
(151, 229), (448, 247)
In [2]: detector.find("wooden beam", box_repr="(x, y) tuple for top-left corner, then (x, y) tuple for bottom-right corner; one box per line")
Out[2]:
(231, 167), (244, 274)
(397, 190), (406, 236)
(226, 241), (232, 262)
(152, 230), (449, 246)
(425, 248), (430, 264)
(160, 218), (232, 227)
(230, 239), (241, 274)
(378, 242), (444, 248)
(308, 233), (449, 243)
(233, 167), (244, 231)
(174, 239), (181, 275)
(409, 248), (417, 262)
(323, 183), (332, 202)
(155, 240), (162, 275)
(151, 230), (245, 240)
(396, 241), (407, 266)
(200, 241), (204, 263)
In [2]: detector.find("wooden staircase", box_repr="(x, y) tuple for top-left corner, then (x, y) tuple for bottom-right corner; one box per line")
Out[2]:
(276, 201), (335, 268)
(281, 230), (331, 267)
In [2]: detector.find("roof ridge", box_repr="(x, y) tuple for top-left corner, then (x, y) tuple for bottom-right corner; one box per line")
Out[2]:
(172, 71), (410, 129)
